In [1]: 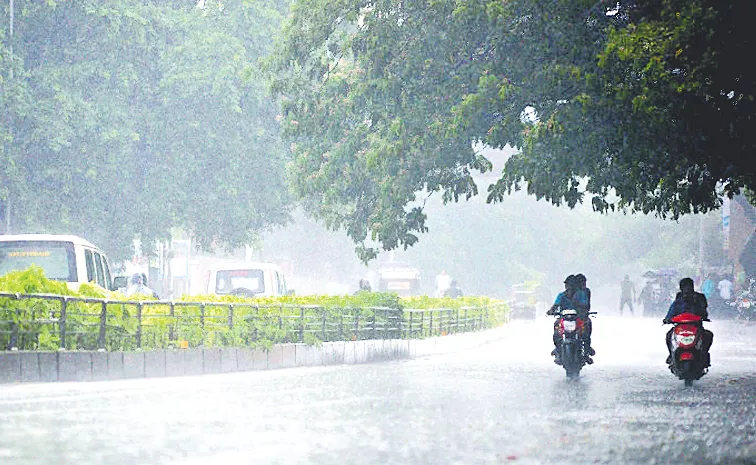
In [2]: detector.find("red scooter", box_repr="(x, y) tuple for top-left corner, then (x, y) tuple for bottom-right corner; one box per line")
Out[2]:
(665, 312), (709, 386)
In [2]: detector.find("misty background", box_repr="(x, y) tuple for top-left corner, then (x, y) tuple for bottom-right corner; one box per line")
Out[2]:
(253, 147), (726, 306)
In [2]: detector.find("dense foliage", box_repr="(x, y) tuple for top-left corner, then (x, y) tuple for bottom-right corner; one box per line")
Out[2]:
(0, 267), (508, 351)
(268, 0), (756, 260)
(0, 0), (291, 258)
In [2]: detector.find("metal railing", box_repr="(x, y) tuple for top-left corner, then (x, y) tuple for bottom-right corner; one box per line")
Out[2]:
(0, 293), (509, 351)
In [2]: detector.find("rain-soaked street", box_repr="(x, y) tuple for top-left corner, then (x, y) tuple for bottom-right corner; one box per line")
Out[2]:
(1, 313), (755, 465)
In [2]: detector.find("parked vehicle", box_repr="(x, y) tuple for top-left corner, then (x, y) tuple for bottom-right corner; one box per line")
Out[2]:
(0, 234), (114, 292)
(509, 283), (538, 319)
(664, 312), (710, 387)
(377, 263), (421, 296)
(203, 262), (290, 298)
(553, 308), (596, 380)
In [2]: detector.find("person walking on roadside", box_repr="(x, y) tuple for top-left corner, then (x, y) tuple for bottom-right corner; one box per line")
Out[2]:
(701, 273), (716, 301)
(619, 275), (636, 316)
(718, 275), (733, 301)
(435, 270), (452, 297)
(638, 281), (655, 317)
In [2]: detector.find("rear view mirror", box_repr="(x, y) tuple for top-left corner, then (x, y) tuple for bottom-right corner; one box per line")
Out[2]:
(112, 276), (128, 291)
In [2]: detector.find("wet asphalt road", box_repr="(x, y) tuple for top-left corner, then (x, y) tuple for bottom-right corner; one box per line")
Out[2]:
(0, 314), (755, 465)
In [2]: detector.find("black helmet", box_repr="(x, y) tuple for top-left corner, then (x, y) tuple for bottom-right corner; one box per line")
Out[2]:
(564, 275), (576, 288)
(679, 277), (694, 292)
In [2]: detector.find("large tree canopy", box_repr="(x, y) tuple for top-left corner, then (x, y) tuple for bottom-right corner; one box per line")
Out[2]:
(268, 0), (756, 261)
(1, 0), (290, 259)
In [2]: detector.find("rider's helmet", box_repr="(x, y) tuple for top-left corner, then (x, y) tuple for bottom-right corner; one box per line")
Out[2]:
(564, 275), (576, 289)
(130, 273), (144, 286)
(679, 277), (694, 293)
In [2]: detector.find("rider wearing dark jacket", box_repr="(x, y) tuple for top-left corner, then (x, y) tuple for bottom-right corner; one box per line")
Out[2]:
(573, 273), (595, 360)
(663, 277), (713, 366)
(547, 275), (594, 365)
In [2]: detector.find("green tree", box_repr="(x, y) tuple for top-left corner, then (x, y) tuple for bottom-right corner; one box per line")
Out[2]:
(1, 0), (290, 259)
(268, 0), (755, 261)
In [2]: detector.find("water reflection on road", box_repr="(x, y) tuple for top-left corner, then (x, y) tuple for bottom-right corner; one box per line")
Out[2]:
(1, 315), (755, 465)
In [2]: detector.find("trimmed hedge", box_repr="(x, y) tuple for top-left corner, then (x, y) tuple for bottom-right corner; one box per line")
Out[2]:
(0, 267), (509, 351)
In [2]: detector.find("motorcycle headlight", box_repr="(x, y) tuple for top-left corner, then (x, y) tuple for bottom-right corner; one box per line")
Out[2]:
(744, 300), (752, 308)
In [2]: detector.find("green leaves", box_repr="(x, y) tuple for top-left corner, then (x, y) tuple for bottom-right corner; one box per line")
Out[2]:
(1, 0), (291, 259)
(0, 268), (509, 350)
(268, 0), (754, 260)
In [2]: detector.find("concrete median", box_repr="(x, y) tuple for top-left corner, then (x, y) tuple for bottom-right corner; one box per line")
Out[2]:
(0, 325), (507, 384)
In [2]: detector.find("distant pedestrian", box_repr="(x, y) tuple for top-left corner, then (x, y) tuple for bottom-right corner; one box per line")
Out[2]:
(436, 270), (452, 297)
(638, 281), (654, 316)
(443, 280), (464, 298)
(125, 273), (158, 299)
(701, 274), (716, 301)
(354, 279), (372, 294)
(718, 275), (733, 301)
(619, 275), (636, 316)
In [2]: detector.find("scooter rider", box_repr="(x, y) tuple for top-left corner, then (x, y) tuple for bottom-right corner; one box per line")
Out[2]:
(547, 275), (582, 364)
(663, 277), (713, 367)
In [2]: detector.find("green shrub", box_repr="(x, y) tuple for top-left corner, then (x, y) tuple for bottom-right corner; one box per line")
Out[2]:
(1, 269), (509, 351)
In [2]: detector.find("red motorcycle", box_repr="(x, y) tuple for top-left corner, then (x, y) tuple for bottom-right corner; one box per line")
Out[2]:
(665, 312), (709, 386)
(554, 308), (596, 380)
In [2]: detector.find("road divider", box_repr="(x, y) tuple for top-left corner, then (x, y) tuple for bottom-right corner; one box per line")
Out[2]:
(0, 324), (508, 383)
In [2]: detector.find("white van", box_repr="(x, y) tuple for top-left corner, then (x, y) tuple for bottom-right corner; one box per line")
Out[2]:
(0, 234), (114, 291)
(203, 262), (289, 298)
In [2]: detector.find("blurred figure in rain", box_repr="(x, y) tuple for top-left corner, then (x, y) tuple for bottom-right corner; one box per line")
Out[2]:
(435, 270), (452, 297)
(619, 275), (636, 316)
(443, 279), (463, 298)
(701, 273), (716, 301)
(718, 275), (733, 301)
(638, 280), (655, 316)
(125, 273), (158, 298)
(355, 278), (372, 294)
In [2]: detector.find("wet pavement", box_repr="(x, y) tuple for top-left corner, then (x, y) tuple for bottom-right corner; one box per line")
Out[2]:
(1, 314), (755, 465)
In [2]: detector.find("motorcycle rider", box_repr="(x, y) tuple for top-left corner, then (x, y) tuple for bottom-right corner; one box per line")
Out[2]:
(548, 275), (591, 365)
(663, 277), (713, 367)
(573, 273), (595, 362)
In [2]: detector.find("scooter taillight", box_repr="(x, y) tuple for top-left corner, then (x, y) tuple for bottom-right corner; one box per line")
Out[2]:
(673, 324), (698, 348)
(679, 352), (694, 361)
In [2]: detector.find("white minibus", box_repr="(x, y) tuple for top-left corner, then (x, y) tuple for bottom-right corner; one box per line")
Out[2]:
(0, 234), (114, 291)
